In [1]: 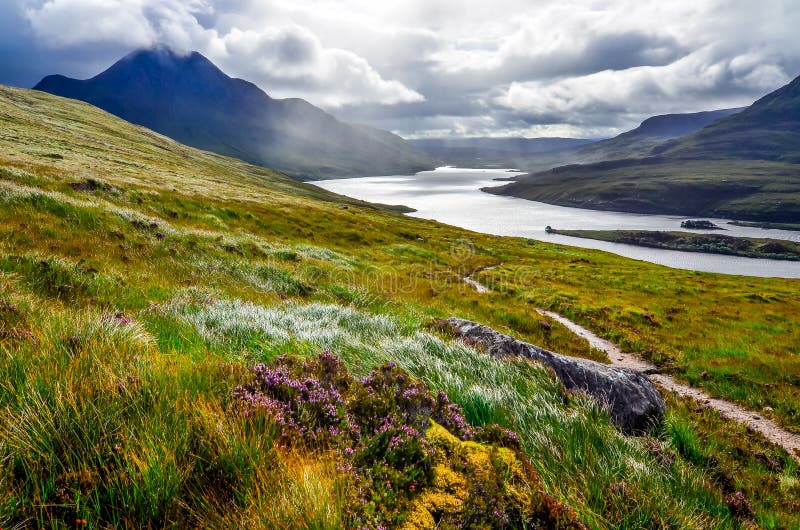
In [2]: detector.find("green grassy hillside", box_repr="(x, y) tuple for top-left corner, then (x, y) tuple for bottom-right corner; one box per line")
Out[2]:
(2, 85), (800, 528)
(487, 158), (800, 222)
(548, 229), (800, 260)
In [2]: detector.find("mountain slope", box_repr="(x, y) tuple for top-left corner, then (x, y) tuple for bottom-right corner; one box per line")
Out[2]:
(655, 74), (800, 162)
(489, 76), (800, 221)
(576, 107), (743, 161)
(409, 109), (741, 172)
(33, 48), (433, 179)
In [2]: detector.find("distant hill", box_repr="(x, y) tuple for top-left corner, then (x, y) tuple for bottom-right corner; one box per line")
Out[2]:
(487, 75), (800, 222)
(413, 110), (741, 172)
(576, 108), (743, 162)
(34, 48), (434, 179)
(410, 137), (593, 163)
(405, 137), (595, 171)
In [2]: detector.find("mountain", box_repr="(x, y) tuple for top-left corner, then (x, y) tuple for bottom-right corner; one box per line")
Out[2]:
(409, 137), (594, 167)
(487, 75), (800, 222)
(654, 75), (800, 162)
(412, 110), (741, 172)
(575, 108), (743, 162)
(33, 48), (434, 179)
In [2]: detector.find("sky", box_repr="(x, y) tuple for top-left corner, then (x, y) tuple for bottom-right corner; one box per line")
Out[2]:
(1, 0), (799, 139)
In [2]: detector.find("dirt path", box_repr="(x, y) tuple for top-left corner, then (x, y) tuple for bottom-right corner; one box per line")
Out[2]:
(462, 266), (497, 294)
(462, 276), (491, 293)
(536, 309), (800, 461)
(460, 269), (800, 458)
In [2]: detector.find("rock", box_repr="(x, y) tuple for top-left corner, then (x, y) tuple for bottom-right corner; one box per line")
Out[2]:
(437, 317), (665, 435)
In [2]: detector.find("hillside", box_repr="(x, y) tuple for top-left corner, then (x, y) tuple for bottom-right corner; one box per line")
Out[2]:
(654, 74), (800, 162)
(489, 75), (800, 221)
(2, 85), (800, 528)
(410, 109), (740, 172)
(575, 107), (743, 162)
(487, 158), (800, 221)
(34, 48), (434, 180)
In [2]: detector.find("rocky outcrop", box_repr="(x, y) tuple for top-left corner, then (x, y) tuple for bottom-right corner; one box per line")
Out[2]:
(437, 318), (665, 435)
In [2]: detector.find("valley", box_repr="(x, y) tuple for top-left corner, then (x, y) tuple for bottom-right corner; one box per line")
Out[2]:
(316, 168), (800, 277)
(2, 7), (800, 525)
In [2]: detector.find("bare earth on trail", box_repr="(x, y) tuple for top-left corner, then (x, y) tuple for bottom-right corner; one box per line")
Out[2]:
(536, 309), (800, 461)
(463, 270), (800, 459)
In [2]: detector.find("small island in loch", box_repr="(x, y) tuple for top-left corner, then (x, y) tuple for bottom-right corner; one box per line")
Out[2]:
(548, 229), (800, 261)
(680, 219), (723, 230)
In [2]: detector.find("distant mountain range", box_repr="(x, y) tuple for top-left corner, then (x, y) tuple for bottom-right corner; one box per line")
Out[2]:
(34, 49), (434, 180)
(417, 109), (744, 171)
(409, 137), (594, 167)
(575, 108), (744, 162)
(487, 74), (800, 222)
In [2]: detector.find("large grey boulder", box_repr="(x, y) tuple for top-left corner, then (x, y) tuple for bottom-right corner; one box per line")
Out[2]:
(437, 317), (665, 435)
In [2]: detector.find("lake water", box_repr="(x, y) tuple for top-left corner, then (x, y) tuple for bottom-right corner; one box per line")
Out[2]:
(312, 167), (800, 278)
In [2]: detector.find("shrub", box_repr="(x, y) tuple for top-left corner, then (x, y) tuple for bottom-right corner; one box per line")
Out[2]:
(233, 352), (585, 529)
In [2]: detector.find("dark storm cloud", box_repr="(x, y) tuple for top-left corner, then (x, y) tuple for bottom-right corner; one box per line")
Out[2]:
(1, 0), (799, 138)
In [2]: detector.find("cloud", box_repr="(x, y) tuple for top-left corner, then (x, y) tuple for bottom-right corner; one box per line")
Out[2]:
(6, 0), (800, 138)
(210, 26), (424, 106)
(21, 0), (423, 107)
(24, 0), (210, 49)
(494, 44), (795, 129)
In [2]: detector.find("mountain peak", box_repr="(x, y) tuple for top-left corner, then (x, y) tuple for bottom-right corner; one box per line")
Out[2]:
(33, 50), (433, 178)
(117, 48), (215, 70)
(90, 47), (231, 87)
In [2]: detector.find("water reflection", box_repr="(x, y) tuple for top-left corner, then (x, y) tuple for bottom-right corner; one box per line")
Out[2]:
(312, 168), (800, 278)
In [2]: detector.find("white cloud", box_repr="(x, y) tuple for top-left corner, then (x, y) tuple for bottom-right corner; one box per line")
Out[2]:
(495, 43), (794, 129)
(25, 0), (160, 47)
(24, 0), (216, 54)
(209, 26), (424, 106)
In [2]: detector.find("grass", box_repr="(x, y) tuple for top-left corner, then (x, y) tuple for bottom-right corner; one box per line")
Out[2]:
(1, 83), (800, 527)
